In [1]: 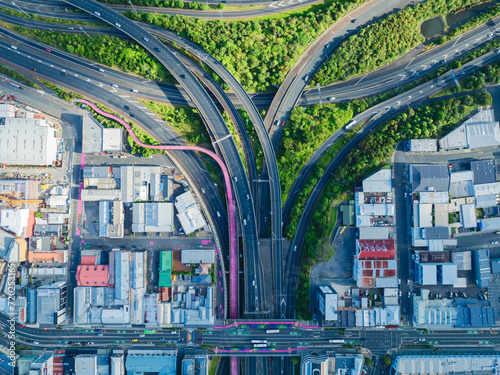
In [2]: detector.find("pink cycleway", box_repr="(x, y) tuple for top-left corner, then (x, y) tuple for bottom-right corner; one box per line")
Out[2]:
(80, 99), (238, 319)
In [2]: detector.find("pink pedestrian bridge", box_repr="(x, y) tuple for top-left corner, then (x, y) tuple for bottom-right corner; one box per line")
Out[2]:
(80, 99), (238, 319)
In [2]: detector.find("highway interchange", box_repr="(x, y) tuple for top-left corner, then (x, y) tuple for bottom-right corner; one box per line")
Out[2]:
(1, 0), (500, 374)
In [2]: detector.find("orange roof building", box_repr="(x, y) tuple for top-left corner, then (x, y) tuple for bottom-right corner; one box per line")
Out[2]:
(28, 250), (67, 263)
(76, 265), (109, 287)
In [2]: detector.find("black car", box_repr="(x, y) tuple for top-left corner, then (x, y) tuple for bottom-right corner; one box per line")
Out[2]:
(154, 47), (161, 52)
(130, 113), (135, 117)
(61, 72), (67, 75)
(124, 105), (129, 110)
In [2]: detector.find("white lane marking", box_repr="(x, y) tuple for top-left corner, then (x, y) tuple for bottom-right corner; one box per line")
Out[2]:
(119, 95), (130, 98)
(269, 2), (277, 7)
(129, 100), (140, 103)
(85, 78), (90, 82)
(110, 87), (117, 93)
(354, 73), (369, 86)
(398, 74), (406, 81)
(154, 119), (163, 122)
(97, 82), (103, 87)
(452, 34), (462, 47)
(404, 56), (415, 69)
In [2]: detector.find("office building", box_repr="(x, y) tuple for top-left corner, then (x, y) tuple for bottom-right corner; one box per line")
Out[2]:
(317, 285), (338, 322)
(36, 281), (67, 326)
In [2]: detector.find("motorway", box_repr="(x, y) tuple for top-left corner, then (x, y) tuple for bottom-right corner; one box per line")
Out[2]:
(0, 2), (284, 318)
(2, 0), (322, 19)
(283, 13), (500, 225)
(1, 9), (499, 111)
(60, 0), (265, 321)
(285, 48), (500, 318)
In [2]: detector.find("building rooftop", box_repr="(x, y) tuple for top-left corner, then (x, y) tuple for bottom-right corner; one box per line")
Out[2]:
(361, 168), (392, 193)
(473, 249), (491, 287)
(0, 118), (58, 166)
(423, 227), (450, 240)
(460, 203), (477, 228)
(392, 354), (500, 375)
(181, 250), (215, 264)
(159, 251), (172, 288)
(132, 202), (174, 233)
(125, 350), (177, 375)
(470, 159), (497, 184)
(99, 201), (124, 238)
(410, 165), (449, 193)
(409, 139), (438, 152)
(76, 265), (109, 287)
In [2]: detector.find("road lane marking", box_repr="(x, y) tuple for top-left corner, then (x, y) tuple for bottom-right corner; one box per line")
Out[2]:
(404, 56), (415, 69)
(354, 73), (369, 86)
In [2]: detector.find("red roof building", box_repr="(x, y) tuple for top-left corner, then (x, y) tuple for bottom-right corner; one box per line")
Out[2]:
(355, 239), (397, 288)
(76, 264), (109, 286)
(80, 255), (97, 265)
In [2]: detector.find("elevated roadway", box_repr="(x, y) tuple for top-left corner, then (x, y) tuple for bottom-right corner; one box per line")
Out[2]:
(62, 0), (262, 319)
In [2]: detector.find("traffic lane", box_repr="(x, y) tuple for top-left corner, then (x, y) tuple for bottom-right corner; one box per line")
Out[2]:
(284, 49), (500, 223)
(284, 50), (500, 316)
(142, 23), (282, 307)
(394, 161), (411, 316)
(0, 44), (231, 259)
(15, 0), (322, 20)
(301, 17), (500, 103)
(65, 0), (259, 249)
(263, 0), (418, 129)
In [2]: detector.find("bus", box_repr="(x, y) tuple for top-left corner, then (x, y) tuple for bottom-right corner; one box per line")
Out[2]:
(266, 329), (279, 334)
(345, 120), (357, 130)
(251, 340), (267, 344)
(329, 339), (345, 344)
(254, 344), (267, 348)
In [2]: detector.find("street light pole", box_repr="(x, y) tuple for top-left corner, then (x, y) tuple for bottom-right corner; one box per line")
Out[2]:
(79, 27), (92, 40)
(12, 2), (31, 18)
(297, 0), (303, 16)
(129, 0), (138, 13)
(142, 64), (152, 76)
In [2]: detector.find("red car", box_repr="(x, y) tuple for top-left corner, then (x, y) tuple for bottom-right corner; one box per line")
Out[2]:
(30, 67), (36, 71)
(281, 121), (285, 127)
(45, 48), (51, 53)
(18, 324), (24, 328)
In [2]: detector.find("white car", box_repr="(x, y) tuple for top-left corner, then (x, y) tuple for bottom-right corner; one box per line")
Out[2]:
(94, 11), (100, 16)
(216, 211), (221, 218)
(328, 97), (335, 101)
(491, 241), (499, 245)
(115, 23), (121, 28)
(399, 290), (402, 297)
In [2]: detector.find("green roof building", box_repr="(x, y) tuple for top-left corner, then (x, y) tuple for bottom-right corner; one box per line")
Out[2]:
(340, 201), (355, 226)
(159, 251), (172, 288)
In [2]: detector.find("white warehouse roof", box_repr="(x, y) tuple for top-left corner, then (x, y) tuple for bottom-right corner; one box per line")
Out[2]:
(0, 118), (58, 166)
